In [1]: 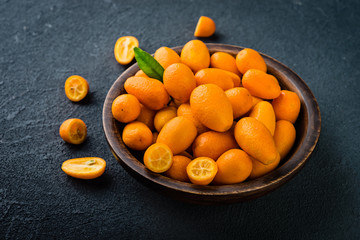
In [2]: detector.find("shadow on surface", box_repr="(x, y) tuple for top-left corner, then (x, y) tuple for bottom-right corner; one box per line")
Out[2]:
(66, 172), (113, 192)
(196, 32), (224, 43)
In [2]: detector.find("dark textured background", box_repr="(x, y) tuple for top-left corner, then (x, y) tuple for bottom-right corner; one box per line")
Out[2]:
(1, 0), (359, 239)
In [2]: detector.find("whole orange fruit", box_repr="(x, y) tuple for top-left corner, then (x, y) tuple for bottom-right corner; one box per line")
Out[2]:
(136, 103), (156, 131)
(195, 68), (234, 91)
(210, 52), (241, 76)
(154, 46), (181, 69)
(164, 155), (192, 182)
(249, 101), (276, 135)
(163, 63), (196, 103)
(236, 48), (267, 74)
(122, 121), (153, 151)
(157, 116), (197, 155)
(213, 149), (253, 184)
(154, 106), (177, 132)
(248, 153), (280, 179)
(192, 130), (238, 160)
(111, 94), (141, 123)
(234, 117), (278, 165)
(124, 76), (170, 110)
(190, 84), (233, 132)
(242, 69), (281, 99)
(180, 40), (210, 73)
(272, 90), (301, 123)
(273, 120), (296, 160)
(225, 87), (253, 119)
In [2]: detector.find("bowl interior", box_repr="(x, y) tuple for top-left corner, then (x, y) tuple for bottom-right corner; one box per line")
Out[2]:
(103, 43), (321, 203)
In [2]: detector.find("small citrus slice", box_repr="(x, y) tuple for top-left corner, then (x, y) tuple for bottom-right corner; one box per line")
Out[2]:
(144, 143), (173, 173)
(114, 36), (139, 65)
(59, 118), (87, 144)
(64, 75), (89, 102)
(194, 16), (216, 37)
(61, 157), (106, 179)
(186, 157), (218, 185)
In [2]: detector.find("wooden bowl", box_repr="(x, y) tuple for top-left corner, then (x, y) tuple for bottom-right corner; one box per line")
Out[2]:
(102, 43), (321, 204)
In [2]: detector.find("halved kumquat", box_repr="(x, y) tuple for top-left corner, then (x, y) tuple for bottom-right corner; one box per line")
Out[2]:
(186, 157), (218, 185)
(59, 118), (87, 144)
(114, 36), (139, 65)
(144, 143), (173, 173)
(64, 75), (89, 102)
(194, 16), (216, 37)
(61, 157), (106, 179)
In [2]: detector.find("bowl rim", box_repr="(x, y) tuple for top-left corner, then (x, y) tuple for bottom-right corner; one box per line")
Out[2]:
(102, 43), (321, 201)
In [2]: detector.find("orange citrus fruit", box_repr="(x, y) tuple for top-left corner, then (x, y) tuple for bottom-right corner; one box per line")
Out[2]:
(157, 116), (197, 155)
(273, 120), (296, 160)
(242, 69), (281, 99)
(225, 87), (253, 119)
(192, 130), (238, 160)
(195, 68), (234, 91)
(64, 75), (89, 102)
(235, 48), (267, 74)
(213, 149), (253, 184)
(144, 143), (173, 173)
(114, 36), (139, 65)
(251, 96), (263, 109)
(124, 76), (170, 110)
(59, 118), (87, 144)
(249, 101), (276, 135)
(224, 70), (242, 88)
(248, 153), (280, 179)
(122, 121), (153, 151)
(111, 94), (141, 123)
(164, 155), (192, 182)
(190, 84), (233, 132)
(194, 16), (216, 37)
(272, 90), (301, 123)
(61, 157), (106, 180)
(234, 117), (278, 165)
(154, 106), (177, 132)
(186, 157), (218, 185)
(210, 52), (241, 76)
(136, 103), (156, 131)
(177, 103), (208, 135)
(135, 70), (148, 77)
(154, 46), (181, 69)
(180, 40), (210, 73)
(163, 63), (196, 103)
(152, 132), (159, 144)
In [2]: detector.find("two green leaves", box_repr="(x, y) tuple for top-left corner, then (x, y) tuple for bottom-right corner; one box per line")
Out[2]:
(133, 47), (164, 82)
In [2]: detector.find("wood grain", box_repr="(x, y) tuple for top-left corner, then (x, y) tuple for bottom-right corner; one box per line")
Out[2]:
(102, 44), (321, 204)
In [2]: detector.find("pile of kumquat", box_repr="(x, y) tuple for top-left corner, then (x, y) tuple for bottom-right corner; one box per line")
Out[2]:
(112, 36), (300, 186)
(59, 16), (300, 185)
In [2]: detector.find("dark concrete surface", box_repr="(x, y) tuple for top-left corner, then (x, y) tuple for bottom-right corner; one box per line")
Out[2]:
(0, 0), (359, 239)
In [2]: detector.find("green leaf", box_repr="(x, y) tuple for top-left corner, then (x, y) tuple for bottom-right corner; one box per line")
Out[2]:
(134, 47), (164, 81)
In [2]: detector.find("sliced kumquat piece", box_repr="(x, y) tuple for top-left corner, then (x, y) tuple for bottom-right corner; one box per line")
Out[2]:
(114, 36), (139, 65)
(61, 157), (106, 179)
(144, 143), (173, 173)
(186, 157), (218, 185)
(64, 75), (89, 102)
(194, 16), (216, 37)
(59, 118), (87, 144)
